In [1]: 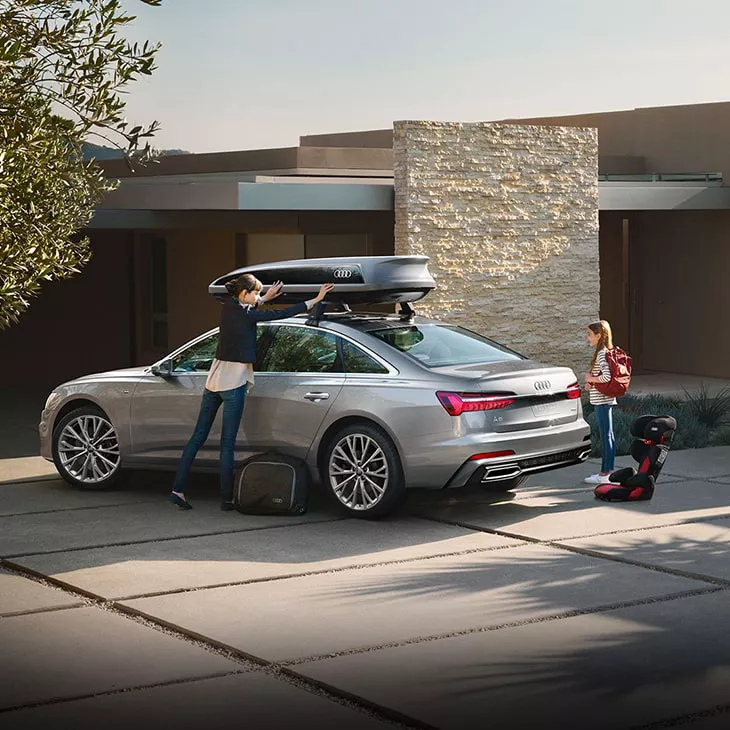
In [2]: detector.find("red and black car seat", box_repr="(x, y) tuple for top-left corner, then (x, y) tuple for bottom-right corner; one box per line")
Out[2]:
(594, 414), (677, 502)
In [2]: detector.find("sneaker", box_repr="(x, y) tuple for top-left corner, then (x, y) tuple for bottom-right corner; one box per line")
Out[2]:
(220, 501), (235, 512)
(584, 473), (611, 484)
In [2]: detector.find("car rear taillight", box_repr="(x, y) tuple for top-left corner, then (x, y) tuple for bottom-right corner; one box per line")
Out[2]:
(436, 391), (515, 416)
(566, 383), (581, 400)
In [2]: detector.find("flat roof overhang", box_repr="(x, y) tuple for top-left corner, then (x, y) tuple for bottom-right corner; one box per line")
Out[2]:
(97, 176), (394, 213)
(599, 182), (730, 210)
(90, 177), (730, 228)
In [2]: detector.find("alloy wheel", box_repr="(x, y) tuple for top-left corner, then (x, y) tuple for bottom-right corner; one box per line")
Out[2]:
(328, 433), (389, 511)
(58, 414), (120, 484)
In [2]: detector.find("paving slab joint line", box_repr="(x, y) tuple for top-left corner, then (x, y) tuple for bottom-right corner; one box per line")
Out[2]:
(416, 513), (730, 585)
(548, 540), (730, 587)
(111, 604), (428, 730)
(0, 560), (422, 730)
(114, 540), (524, 601)
(0, 670), (244, 715)
(0, 499), (157, 519)
(629, 700), (730, 729)
(1, 516), (347, 559)
(0, 558), (101, 611)
(283, 585), (727, 666)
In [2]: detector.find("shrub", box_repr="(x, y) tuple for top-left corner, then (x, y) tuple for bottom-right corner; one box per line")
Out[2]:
(710, 425), (730, 446)
(682, 385), (730, 429)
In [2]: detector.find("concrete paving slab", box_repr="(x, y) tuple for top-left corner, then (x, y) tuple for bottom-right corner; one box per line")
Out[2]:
(409, 479), (730, 541)
(514, 465), (681, 498)
(12, 518), (519, 600)
(0, 672), (393, 730)
(295, 590), (730, 730)
(0, 496), (342, 558)
(122, 544), (702, 663)
(0, 456), (57, 484)
(0, 606), (241, 710)
(0, 477), (161, 516)
(649, 446), (730, 479)
(561, 521), (730, 582)
(0, 569), (82, 616)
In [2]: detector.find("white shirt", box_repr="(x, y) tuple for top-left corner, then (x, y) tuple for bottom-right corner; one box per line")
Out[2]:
(205, 297), (317, 393)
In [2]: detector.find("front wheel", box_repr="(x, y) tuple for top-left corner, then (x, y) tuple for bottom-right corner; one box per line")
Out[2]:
(324, 423), (405, 519)
(52, 406), (122, 490)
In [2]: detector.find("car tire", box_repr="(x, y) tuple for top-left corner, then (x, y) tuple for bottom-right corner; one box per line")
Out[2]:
(324, 422), (405, 519)
(483, 475), (528, 492)
(52, 405), (123, 490)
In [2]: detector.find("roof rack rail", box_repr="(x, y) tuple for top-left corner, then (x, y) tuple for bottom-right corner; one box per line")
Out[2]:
(399, 302), (415, 321)
(306, 300), (351, 327)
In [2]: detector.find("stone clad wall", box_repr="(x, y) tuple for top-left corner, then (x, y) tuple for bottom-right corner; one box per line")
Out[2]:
(393, 120), (599, 377)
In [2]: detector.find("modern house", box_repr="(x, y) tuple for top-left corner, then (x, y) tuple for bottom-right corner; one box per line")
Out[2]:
(3, 101), (730, 390)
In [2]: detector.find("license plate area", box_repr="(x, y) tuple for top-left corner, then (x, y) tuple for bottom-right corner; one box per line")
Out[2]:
(531, 400), (563, 417)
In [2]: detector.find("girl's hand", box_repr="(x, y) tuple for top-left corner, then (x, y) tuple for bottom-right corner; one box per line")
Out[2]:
(314, 283), (334, 303)
(261, 281), (283, 302)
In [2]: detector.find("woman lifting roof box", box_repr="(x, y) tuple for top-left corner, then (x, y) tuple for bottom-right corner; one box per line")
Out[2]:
(208, 255), (436, 307)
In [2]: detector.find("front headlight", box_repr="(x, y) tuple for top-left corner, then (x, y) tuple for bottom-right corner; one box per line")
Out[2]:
(44, 391), (61, 410)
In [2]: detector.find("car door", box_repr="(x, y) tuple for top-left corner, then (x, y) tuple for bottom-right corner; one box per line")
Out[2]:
(129, 331), (221, 463)
(240, 323), (345, 461)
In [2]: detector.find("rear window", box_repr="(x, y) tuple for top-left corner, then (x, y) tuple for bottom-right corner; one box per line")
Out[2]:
(369, 324), (523, 368)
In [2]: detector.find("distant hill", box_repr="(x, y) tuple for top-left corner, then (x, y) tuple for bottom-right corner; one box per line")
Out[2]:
(82, 142), (190, 160)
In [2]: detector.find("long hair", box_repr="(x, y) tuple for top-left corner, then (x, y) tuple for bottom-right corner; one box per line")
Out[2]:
(225, 273), (263, 298)
(588, 319), (614, 371)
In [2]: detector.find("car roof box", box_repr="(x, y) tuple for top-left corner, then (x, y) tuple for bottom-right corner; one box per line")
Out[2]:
(208, 256), (436, 305)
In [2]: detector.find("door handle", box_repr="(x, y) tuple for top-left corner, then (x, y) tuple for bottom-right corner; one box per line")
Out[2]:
(304, 392), (330, 402)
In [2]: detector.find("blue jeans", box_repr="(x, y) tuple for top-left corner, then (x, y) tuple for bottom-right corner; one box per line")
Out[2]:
(172, 385), (246, 502)
(595, 404), (615, 474)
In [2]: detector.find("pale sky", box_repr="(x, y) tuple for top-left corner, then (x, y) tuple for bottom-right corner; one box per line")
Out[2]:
(119, 0), (730, 153)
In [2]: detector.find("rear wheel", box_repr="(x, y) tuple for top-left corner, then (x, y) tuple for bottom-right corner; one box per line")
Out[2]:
(482, 475), (528, 493)
(324, 423), (405, 519)
(52, 406), (122, 490)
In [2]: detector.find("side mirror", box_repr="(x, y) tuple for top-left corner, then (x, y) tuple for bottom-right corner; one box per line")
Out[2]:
(150, 359), (173, 378)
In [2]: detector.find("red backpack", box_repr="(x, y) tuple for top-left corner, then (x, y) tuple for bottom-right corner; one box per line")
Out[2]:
(594, 347), (632, 398)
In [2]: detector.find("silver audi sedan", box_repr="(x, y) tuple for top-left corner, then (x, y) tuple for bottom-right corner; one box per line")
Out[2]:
(39, 311), (591, 518)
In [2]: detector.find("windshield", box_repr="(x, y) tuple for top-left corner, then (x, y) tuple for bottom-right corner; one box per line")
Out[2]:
(369, 324), (523, 368)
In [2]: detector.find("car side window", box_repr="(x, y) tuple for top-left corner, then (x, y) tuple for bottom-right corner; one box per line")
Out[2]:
(261, 326), (342, 373)
(342, 339), (389, 374)
(171, 332), (218, 373)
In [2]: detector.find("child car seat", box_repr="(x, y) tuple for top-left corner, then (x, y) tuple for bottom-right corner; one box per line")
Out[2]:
(594, 414), (677, 502)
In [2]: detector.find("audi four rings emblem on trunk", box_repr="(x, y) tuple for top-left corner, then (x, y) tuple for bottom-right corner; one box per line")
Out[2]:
(534, 380), (552, 391)
(333, 268), (353, 278)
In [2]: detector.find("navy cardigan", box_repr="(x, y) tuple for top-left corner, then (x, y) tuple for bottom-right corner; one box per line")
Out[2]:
(215, 296), (308, 364)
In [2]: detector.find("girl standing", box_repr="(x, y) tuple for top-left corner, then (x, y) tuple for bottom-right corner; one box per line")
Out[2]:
(584, 319), (617, 484)
(170, 275), (334, 511)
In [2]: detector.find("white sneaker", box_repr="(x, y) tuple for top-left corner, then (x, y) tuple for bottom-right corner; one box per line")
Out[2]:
(584, 473), (610, 484)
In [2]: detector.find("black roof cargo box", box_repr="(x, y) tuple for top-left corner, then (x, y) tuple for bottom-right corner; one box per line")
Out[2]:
(208, 256), (436, 305)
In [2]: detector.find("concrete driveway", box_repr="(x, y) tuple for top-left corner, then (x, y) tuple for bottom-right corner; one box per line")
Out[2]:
(2, 448), (730, 730)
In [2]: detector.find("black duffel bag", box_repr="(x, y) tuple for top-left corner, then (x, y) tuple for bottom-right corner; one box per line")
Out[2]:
(234, 451), (310, 515)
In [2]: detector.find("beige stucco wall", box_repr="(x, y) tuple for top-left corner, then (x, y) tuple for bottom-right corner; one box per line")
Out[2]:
(393, 120), (599, 377)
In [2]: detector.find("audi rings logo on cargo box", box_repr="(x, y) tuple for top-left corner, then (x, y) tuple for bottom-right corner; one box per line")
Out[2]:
(533, 380), (552, 391)
(333, 268), (353, 279)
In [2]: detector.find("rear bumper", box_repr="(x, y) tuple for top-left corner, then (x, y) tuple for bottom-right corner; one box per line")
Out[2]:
(444, 423), (592, 488)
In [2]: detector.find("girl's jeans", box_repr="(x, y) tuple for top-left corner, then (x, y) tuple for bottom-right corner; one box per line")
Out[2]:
(172, 385), (246, 502)
(595, 403), (616, 474)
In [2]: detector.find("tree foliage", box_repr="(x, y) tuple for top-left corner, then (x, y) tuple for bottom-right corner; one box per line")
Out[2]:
(0, 0), (162, 329)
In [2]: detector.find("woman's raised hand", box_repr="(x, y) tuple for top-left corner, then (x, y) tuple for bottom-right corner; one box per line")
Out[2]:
(314, 283), (335, 302)
(261, 281), (283, 302)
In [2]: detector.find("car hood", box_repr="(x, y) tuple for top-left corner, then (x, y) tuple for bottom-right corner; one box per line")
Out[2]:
(63, 366), (150, 386)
